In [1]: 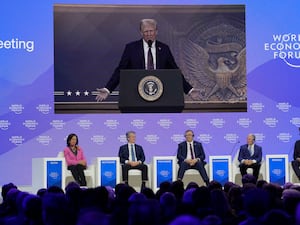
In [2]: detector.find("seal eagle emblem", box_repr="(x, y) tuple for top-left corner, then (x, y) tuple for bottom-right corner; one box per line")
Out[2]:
(138, 75), (164, 101)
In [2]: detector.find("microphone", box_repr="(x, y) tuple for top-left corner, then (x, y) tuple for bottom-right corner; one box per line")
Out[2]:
(147, 40), (153, 48)
(230, 140), (240, 156)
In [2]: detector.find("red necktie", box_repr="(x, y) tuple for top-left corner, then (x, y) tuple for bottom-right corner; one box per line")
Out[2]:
(147, 47), (154, 70)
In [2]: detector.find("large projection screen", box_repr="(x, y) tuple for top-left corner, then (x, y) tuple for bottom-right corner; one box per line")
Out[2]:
(54, 4), (246, 113)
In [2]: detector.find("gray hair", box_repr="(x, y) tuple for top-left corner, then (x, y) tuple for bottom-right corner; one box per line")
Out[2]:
(248, 133), (256, 141)
(140, 19), (157, 31)
(126, 131), (136, 139)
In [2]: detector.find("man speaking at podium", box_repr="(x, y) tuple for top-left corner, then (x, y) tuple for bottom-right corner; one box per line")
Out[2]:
(96, 18), (199, 101)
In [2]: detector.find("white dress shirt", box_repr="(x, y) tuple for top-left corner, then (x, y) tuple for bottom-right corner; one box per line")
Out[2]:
(125, 143), (141, 164)
(185, 141), (195, 160)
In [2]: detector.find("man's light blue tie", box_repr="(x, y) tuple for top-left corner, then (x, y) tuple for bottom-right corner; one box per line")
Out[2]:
(131, 144), (136, 161)
(248, 145), (252, 156)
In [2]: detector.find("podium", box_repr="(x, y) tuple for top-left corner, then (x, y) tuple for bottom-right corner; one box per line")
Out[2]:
(119, 69), (184, 113)
(209, 156), (232, 185)
(32, 158), (65, 191)
(95, 157), (120, 188)
(266, 154), (289, 185)
(152, 156), (177, 191)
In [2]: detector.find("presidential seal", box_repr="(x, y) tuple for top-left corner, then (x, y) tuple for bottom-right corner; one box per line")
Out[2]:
(138, 76), (163, 101)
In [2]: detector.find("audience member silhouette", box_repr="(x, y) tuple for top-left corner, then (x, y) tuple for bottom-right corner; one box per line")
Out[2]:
(2, 179), (300, 225)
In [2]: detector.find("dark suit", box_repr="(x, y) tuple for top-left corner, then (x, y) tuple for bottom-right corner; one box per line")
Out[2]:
(291, 140), (300, 179)
(238, 144), (262, 179)
(177, 141), (209, 184)
(118, 144), (148, 181)
(105, 39), (193, 94)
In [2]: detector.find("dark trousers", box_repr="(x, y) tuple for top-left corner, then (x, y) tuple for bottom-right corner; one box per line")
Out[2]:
(68, 164), (87, 186)
(292, 160), (300, 179)
(121, 163), (148, 181)
(239, 163), (261, 180)
(178, 161), (209, 184)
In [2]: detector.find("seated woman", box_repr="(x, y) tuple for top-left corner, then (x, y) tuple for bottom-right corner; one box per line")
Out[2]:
(64, 133), (87, 186)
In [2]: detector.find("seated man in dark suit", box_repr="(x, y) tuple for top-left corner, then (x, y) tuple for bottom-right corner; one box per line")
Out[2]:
(118, 131), (148, 189)
(291, 140), (300, 180)
(96, 18), (199, 101)
(177, 130), (209, 186)
(238, 134), (262, 180)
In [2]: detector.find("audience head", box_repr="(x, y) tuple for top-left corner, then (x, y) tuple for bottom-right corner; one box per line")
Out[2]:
(128, 199), (160, 225)
(95, 186), (109, 209)
(192, 186), (211, 208)
(202, 215), (222, 225)
(169, 215), (202, 225)
(5, 188), (20, 208)
(295, 202), (300, 225)
(210, 189), (231, 218)
(141, 187), (155, 199)
(242, 182), (257, 193)
(223, 181), (236, 194)
(156, 181), (171, 199)
(256, 179), (268, 188)
(283, 182), (293, 190)
(42, 192), (70, 225)
(261, 209), (292, 225)
(79, 187), (109, 210)
(290, 184), (300, 192)
(282, 188), (300, 215)
(242, 174), (257, 186)
(114, 183), (127, 196)
(36, 188), (47, 198)
(76, 210), (110, 225)
(160, 192), (177, 225)
(186, 182), (199, 190)
(262, 183), (283, 201)
(1, 182), (17, 202)
(207, 180), (222, 191)
(243, 188), (270, 218)
(47, 185), (64, 194)
(160, 192), (176, 206)
(128, 192), (146, 202)
(65, 181), (80, 193)
(170, 180), (184, 201)
(23, 194), (43, 224)
(182, 188), (196, 205)
(115, 184), (136, 202)
(228, 185), (243, 213)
